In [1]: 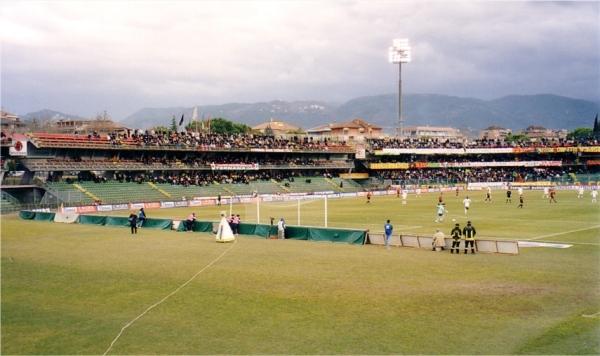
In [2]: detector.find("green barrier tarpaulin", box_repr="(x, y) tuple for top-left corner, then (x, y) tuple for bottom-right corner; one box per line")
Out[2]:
(34, 212), (56, 221)
(177, 220), (214, 233)
(78, 215), (107, 225)
(306, 228), (366, 244)
(105, 216), (131, 227)
(19, 211), (36, 220)
(140, 218), (173, 230)
(285, 226), (309, 240)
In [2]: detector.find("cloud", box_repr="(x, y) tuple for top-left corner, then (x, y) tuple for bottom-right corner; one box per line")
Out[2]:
(1, 1), (598, 120)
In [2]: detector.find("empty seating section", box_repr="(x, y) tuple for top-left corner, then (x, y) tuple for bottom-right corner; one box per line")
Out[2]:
(75, 181), (168, 204)
(45, 182), (96, 205)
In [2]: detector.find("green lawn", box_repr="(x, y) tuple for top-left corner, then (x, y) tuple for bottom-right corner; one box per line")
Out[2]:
(2, 189), (599, 354)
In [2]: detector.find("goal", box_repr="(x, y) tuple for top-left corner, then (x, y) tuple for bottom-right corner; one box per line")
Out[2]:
(242, 195), (329, 227)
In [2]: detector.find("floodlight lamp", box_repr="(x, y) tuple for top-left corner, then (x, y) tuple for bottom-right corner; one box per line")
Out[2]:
(389, 38), (411, 63)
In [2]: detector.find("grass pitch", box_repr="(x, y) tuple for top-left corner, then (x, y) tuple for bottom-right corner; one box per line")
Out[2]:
(2, 189), (599, 354)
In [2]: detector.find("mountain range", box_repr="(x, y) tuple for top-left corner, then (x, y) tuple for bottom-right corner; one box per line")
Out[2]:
(21, 94), (599, 134)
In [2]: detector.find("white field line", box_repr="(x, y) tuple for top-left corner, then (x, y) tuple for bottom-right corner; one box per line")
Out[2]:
(581, 311), (600, 318)
(103, 241), (237, 356)
(524, 225), (600, 241)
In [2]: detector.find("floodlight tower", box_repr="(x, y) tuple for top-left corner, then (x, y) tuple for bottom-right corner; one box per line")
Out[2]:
(389, 39), (411, 138)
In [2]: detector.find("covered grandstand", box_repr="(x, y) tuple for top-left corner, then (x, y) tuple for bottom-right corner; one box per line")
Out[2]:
(1, 130), (599, 213)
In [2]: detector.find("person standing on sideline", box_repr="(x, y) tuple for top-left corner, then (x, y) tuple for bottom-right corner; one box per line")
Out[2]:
(277, 218), (286, 239)
(401, 190), (408, 205)
(137, 207), (146, 227)
(518, 194), (524, 208)
(578, 186), (584, 199)
(450, 223), (462, 254)
(542, 186), (549, 199)
(384, 219), (393, 249)
(463, 220), (476, 254)
(186, 213), (196, 232)
(462, 196), (471, 215)
(128, 211), (138, 234)
(506, 189), (512, 203)
(432, 228), (445, 251)
(217, 194), (222, 206)
(549, 187), (557, 203)
(591, 189), (598, 203)
(435, 203), (447, 223)
(232, 214), (241, 235)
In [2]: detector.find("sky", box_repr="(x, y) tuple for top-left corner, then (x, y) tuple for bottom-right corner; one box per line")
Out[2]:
(1, 1), (599, 121)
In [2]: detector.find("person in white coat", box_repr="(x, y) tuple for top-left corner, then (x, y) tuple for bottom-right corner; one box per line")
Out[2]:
(277, 218), (286, 239)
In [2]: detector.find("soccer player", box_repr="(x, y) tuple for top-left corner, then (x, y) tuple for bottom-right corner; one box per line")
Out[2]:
(439, 192), (444, 204)
(592, 189), (598, 203)
(435, 203), (447, 223)
(506, 189), (512, 203)
(578, 186), (584, 199)
(518, 194), (524, 208)
(485, 186), (492, 202)
(462, 196), (471, 215)
(366, 191), (372, 204)
(455, 186), (460, 197)
(549, 187), (557, 203)
(542, 187), (549, 199)
(402, 190), (408, 205)
(415, 187), (422, 198)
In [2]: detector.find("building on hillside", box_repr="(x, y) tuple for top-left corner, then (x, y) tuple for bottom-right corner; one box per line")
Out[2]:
(521, 125), (567, 142)
(0, 110), (26, 133)
(312, 118), (383, 142)
(252, 119), (300, 135)
(305, 124), (332, 137)
(402, 125), (464, 142)
(478, 126), (512, 141)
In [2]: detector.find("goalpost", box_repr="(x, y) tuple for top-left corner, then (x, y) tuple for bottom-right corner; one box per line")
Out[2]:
(242, 195), (328, 227)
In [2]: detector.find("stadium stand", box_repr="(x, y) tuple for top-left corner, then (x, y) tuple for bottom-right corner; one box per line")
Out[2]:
(1, 130), (598, 211)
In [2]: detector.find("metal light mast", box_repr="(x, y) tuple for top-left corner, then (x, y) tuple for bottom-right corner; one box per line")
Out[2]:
(389, 39), (411, 138)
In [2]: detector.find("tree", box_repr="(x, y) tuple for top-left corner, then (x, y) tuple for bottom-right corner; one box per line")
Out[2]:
(170, 116), (178, 132)
(263, 125), (274, 136)
(505, 133), (530, 143)
(204, 117), (252, 134)
(287, 127), (305, 134)
(566, 128), (593, 140)
(593, 114), (599, 140)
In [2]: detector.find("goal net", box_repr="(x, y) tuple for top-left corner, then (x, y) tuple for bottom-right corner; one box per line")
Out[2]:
(242, 196), (328, 227)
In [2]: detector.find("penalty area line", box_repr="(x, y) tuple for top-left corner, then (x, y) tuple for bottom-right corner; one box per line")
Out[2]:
(103, 241), (237, 356)
(525, 225), (600, 241)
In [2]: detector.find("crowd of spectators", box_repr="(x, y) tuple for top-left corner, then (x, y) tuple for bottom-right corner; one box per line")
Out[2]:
(103, 130), (352, 151)
(377, 166), (587, 184)
(367, 136), (599, 150)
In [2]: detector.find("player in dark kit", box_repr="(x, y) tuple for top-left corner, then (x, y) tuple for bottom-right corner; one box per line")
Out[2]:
(518, 194), (524, 208)
(450, 223), (462, 254)
(506, 190), (512, 203)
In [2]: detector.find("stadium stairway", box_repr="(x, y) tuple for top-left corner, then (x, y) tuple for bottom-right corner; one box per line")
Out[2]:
(324, 177), (344, 192)
(72, 183), (100, 202)
(271, 179), (291, 193)
(147, 182), (172, 198)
